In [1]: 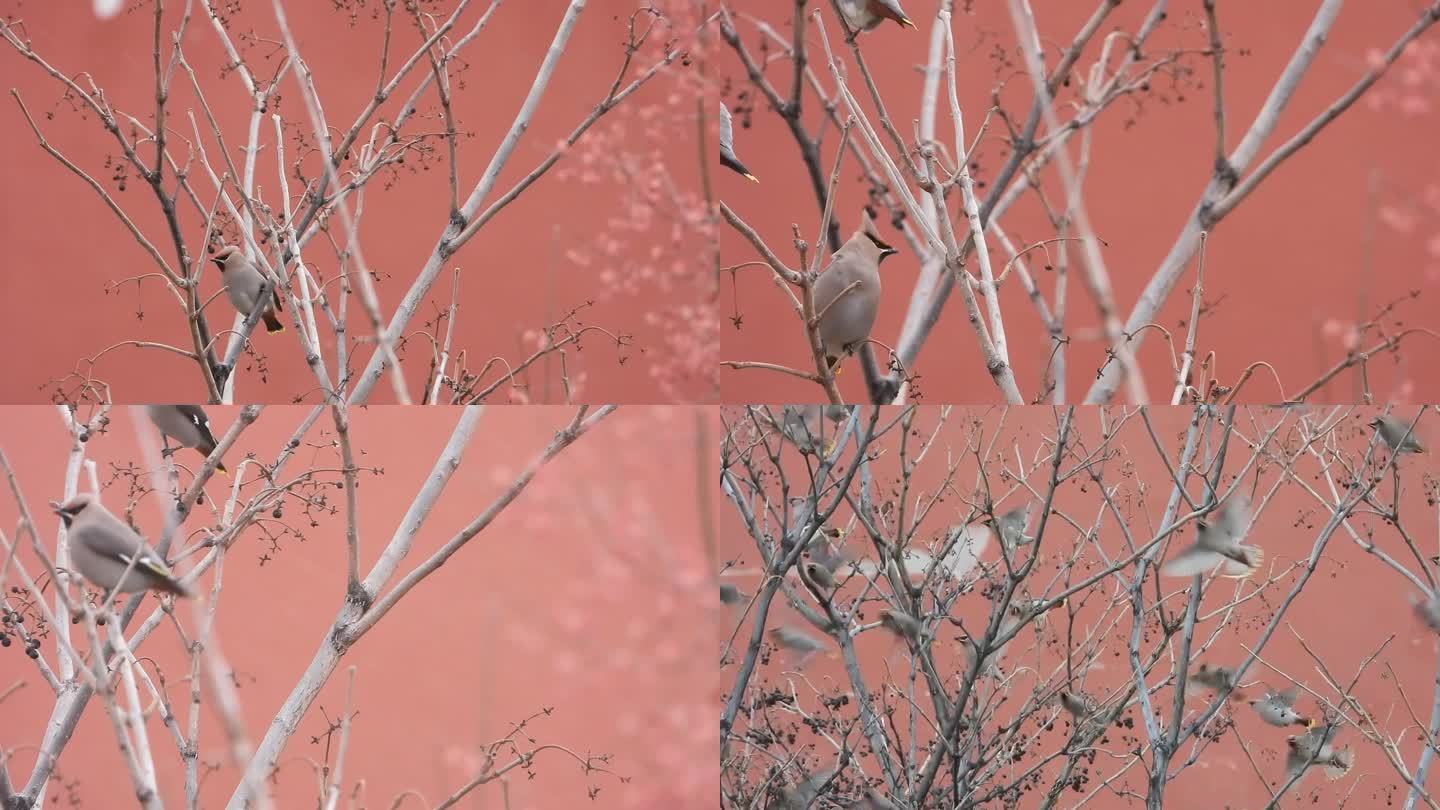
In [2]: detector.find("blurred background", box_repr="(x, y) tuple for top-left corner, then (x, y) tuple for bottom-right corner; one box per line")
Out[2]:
(1, 405), (713, 808)
(718, 1), (1440, 403)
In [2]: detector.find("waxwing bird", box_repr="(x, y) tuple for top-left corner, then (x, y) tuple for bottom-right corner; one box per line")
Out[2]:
(212, 245), (285, 333)
(719, 101), (757, 182)
(770, 625), (827, 668)
(1161, 495), (1264, 578)
(1008, 595), (1064, 632)
(878, 608), (922, 641)
(986, 503), (1034, 551)
(720, 583), (747, 605)
(836, 0), (916, 32)
(1284, 721), (1353, 785)
(144, 405), (227, 474)
(768, 405), (843, 455)
(814, 225), (897, 372)
(1058, 690), (1095, 720)
(1371, 414), (1426, 455)
(803, 561), (837, 591)
(1058, 690), (1110, 741)
(1249, 686), (1312, 728)
(1187, 663), (1246, 701)
(808, 526), (854, 576)
(52, 495), (191, 597)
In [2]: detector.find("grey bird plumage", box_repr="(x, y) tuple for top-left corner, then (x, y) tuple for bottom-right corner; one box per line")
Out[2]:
(988, 504), (1034, 551)
(1284, 721), (1352, 785)
(1249, 686), (1311, 728)
(719, 101), (758, 182)
(878, 608), (921, 641)
(836, 0), (916, 32)
(814, 225), (897, 372)
(1187, 663), (1246, 701)
(720, 583), (747, 605)
(213, 245), (285, 334)
(803, 561), (837, 591)
(1371, 414), (1426, 454)
(1059, 690), (1094, 719)
(1161, 495), (1264, 578)
(770, 625), (827, 668)
(145, 404), (227, 474)
(52, 494), (190, 597)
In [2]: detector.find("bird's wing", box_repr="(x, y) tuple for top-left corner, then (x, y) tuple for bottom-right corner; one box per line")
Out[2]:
(174, 405), (220, 446)
(1160, 545), (1224, 577)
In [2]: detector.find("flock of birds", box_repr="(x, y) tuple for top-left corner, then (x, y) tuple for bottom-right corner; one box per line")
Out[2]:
(723, 411), (1431, 806)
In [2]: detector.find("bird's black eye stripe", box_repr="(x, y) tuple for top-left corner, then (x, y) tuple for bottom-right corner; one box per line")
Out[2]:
(861, 231), (893, 252)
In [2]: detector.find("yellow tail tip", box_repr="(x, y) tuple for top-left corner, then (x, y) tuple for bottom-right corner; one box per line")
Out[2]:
(215, 466), (228, 476)
(899, 17), (916, 28)
(744, 172), (760, 183)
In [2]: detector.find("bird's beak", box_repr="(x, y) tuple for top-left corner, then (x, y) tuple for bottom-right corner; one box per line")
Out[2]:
(211, 257), (225, 269)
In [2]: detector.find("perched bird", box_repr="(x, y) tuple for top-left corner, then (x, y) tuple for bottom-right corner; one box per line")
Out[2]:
(1058, 690), (1095, 720)
(814, 224), (897, 372)
(878, 608), (922, 641)
(1187, 663), (1245, 701)
(720, 583), (747, 605)
(1371, 414), (1426, 455)
(768, 405), (845, 455)
(52, 495), (191, 597)
(144, 405), (227, 474)
(986, 504), (1035, 551)
(770, 625), (827, 668)
(1249, 686), (1311, 728)
(1284, 722), (1353, 785)
(212, 245), (285, 334)
(1008, 596), (1063, 632)
(1161, 495), (1263, 578)
(808, 525), (854, 576)
(718, 101), (757, 182)
(803, 561), (838, 591)
(836, 0), (916, 32)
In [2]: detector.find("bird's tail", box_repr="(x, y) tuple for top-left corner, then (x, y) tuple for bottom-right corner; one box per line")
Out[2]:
(197, 446), (228, 476)
(262, 311), (285, 333)
(140, 557), (193, 598)
(155, 573), (194, 598)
